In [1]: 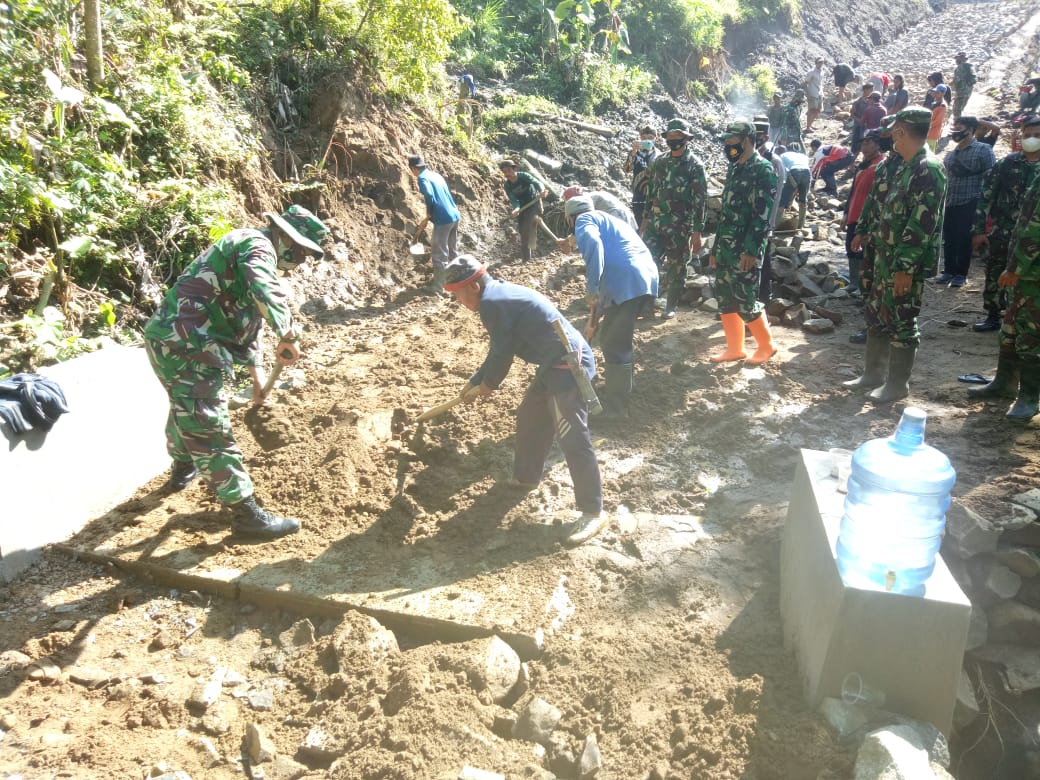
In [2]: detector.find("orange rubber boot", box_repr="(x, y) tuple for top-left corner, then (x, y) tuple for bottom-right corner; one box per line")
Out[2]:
(746, 313), (777, 365)
(709, 312), (747, 363)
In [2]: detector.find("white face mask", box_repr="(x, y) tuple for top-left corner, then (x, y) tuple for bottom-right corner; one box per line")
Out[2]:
(1021, 136), (1040, 153)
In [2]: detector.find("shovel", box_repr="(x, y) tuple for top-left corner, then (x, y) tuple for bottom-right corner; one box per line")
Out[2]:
(228, 348), (293, 410)
(408, 217), (430, 257)
(394, 393), (470, 495)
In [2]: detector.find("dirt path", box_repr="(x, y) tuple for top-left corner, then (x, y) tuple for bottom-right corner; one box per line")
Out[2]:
(1, 4), (1039, 779)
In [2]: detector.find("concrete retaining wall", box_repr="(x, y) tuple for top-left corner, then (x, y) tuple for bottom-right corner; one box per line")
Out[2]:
(0, 345), (169, 581)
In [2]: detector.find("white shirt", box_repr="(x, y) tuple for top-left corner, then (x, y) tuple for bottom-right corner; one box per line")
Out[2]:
(805, 67), (824, 98)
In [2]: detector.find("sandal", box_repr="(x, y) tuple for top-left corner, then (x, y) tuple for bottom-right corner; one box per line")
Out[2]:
(957, 373), (992, 385)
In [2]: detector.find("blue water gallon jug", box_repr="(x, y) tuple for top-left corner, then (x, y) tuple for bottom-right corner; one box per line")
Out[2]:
(835, 407), (956, 596)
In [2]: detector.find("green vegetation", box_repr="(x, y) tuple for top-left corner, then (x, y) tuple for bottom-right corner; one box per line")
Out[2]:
(725, 62), (779, 103)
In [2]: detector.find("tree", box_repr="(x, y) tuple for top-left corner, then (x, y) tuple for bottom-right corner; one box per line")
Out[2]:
(84, 0), (104, 87)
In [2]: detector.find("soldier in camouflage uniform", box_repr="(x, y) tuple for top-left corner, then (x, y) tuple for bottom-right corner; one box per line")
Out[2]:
(144, 206), (328, 538)
(969, 174), (1040, 421)
(951, 52), (976, 121)
(774, 91), (806, 152)
(969, 116), (1040, 332)
(641, 117), (707, 319)
(843, 108), (947, 404)
(708, 121), (778, 364)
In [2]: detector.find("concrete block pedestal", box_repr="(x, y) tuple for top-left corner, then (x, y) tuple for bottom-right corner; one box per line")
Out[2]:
(780, 449), (971, 735)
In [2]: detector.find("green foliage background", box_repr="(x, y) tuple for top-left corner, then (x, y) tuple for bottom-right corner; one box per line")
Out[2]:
(0, 0), (798, 372)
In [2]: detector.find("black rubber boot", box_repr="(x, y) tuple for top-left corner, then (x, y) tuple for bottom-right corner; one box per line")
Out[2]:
(1007, 356), (1040, 423)
(230, 496), (300, 539)
(847, 256), (862, 293)
(967, 344), (1019, 400)
(663, 289), (679, 319)
(843, 334), (889, 391)
(868, 345), (917, 404)
(600, 363), (633, 419)
(166, 459), (198, 491)
(973, 312), (1001, 333)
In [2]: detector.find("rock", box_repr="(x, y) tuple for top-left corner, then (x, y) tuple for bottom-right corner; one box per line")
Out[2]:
(382, 667), (430, 716)
(459, 768), (504, 780)
(996, 547), (1040, 578)
(802, 317), (835, 334)
(222, 669), (247, 688)
(954, 669), (979, 730)
(513, 697), (562, 745)
(944, 503), (1000, 559)
(797, 272), (826, 297)
(819, 697), (870, 739)
(188, 669), (224, 711)
(988, 601), (1040, 643)
(892, 718), (949, 768)
(810, 304), (844, 324)
(186, 733), (222, 767)
(698, 297), (719, 313)
(332, 615), (399, 669)
(966, 607), (988, 651)
(971, 643), (1040, 692)
(1019, 578), (1040, 610)
(579, 733), (602, 778)
(547, 732), (577, 776)
(68, 666), (112, 689)
(765, 297), (795, 316)
(826, 198), (843, 210)
(781, 303), (809, 326)
(150, 629), (178, 651)
(854, 725), (933, 780)
(247, 722), (277, 764)
(201, 701), (236, 736)
(247, 689), (274, 712)
(1012, 488), (1040, 513)
(974, 560), (1022, 605)
(521, 766), (556, 779)
(264, 755), (310, 780)
(298, 725), (345, 764)
(278, 619), (315, 651)
(994, 502), (1037, 532)
(464, 636), (520, 704)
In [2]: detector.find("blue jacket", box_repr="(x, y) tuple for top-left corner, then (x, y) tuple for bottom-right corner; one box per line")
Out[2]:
(574, 211), (658, 307)
(417, 169), (460, 226)
(471, 279), (594, 392)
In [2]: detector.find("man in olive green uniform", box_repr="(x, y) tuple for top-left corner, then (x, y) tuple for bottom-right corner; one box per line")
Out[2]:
(144, 205), (328, 538)
(951, 52), (976, 121)
(970, 116), (1040, 332)
(970, 175), (1040, 421)
(775, 90), (806, 152)
(500, 159), (546, 261)
(708, 121), (778, 364)
(641, 118), (707, 319)
(843, 108), (947, 404)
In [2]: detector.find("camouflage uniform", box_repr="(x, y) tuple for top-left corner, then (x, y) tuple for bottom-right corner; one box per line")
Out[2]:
(864, 146), (947, 346)
(642, 147), (707, 306)
(714, 151), (777, 320)
(855, 152), (905, 291)
(144, 228), (299, 504)
(776, 102), (804, 151)
(973, 152), (1040, 318)
(952, 60), (975, 119)
(1002, 176), (1040, 357)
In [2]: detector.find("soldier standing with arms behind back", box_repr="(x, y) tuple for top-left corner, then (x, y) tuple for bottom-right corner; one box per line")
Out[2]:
(708, 122), (778, 364)
(843, 108), (947, 404)
(641, 118), (707, 319)
(952, 52), (976, 121)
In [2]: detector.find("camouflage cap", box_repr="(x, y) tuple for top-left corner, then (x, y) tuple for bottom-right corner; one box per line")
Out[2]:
(891, 107), (933, 130)
(879, 114), (898, 131)
(264, 205), (328, 260)
(664, 118), (694, 137)
(863, 129), (883, 144)
(718, 121), (754, 141)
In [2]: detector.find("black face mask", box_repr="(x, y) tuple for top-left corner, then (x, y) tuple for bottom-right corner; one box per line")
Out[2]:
(666, 138), (686, 151)
(951, 130), (969, 142)
(879, 136), (894, 153)
(724, 141), (744, 161)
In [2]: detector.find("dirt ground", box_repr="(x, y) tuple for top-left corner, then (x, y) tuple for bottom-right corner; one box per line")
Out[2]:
(1, 3), (1039, 779)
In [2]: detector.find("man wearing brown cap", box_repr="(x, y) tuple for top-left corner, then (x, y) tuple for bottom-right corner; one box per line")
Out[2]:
(144, 206), (328, 538)
(499, 159), (546, 261)
(844, 108), (947, 403)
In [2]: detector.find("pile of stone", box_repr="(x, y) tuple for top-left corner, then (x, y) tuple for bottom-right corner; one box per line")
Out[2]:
(940, 488), (1040, 754)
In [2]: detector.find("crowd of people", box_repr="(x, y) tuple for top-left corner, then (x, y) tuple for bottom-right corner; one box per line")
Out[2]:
(139, 52), (1040, 549)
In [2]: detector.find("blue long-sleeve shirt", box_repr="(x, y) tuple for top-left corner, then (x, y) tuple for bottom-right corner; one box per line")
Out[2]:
(417, 169), (461, 225)
(470, 279), (594, 391)
(573, 211), (658, 307)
